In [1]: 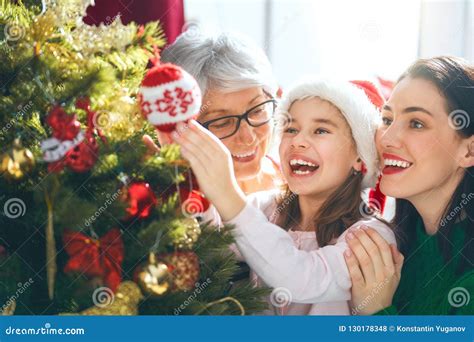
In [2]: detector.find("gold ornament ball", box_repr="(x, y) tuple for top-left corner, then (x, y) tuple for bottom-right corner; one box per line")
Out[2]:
(169, 217), (201, 250)
(1, 139), (35, 180)
(135, 253), (172, 297)
(62, 281), (143, 316)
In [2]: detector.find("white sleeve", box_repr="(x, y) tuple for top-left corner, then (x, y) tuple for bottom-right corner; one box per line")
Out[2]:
(227, 205), (397, 303)
(199, 190), (281, 262)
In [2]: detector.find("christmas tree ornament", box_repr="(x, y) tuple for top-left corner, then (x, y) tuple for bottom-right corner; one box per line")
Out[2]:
(1, 138), (36, 181)
(180, 171), (210, 216)
(138, 56), (202, 133)
(47, 105), (82, 141)
(121, 182), (157, 220)
(64, 134), (99, 173)
(162, 171), (210, 217)
(63, 228), (124, 292)
(66, 281), (143, 316)
(180, 189), (210, 217)
(168, 217), (201, 250)
(42, 104), (99, 173)
(161, 251), (200, 292)
(0, 300), (16, 316)
(134, 253), (172, 297)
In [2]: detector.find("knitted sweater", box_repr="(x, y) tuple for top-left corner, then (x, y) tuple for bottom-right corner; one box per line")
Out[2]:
(377, 219), (473, 315)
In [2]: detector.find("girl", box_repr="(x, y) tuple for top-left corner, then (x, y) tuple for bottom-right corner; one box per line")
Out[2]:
(172, 79), (396, 315)
(344, 56), (474, 315)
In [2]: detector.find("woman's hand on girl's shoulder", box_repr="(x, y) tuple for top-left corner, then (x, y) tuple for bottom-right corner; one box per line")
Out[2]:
(343, 225), (404, 315)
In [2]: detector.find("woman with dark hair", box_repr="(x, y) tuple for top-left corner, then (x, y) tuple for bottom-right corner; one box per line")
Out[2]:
(344, 56), (474, 315)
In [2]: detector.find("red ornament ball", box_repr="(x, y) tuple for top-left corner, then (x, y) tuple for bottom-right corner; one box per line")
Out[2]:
(65, 134), (99, 173)
(123, 182), (157, 220)
(180, 189), (210, 216)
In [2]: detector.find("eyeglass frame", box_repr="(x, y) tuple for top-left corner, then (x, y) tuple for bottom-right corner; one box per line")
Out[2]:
(199, 98), (277, 139)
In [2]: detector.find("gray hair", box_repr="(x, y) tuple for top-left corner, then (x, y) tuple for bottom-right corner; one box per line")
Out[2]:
(161, 31), (277, 96)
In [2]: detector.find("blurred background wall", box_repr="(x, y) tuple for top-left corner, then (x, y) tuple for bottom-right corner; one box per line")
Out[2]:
(85, 0), (473, 87)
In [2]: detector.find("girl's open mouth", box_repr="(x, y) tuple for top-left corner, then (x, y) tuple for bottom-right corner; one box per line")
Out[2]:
(289, 158), (320, 177)
(382, 154), (413, 175)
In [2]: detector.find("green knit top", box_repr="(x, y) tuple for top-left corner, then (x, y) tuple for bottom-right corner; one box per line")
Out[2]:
(376, 219), (473, 315)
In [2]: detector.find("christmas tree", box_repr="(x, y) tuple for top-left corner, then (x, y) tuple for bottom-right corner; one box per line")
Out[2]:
(0, 0), (268, 315)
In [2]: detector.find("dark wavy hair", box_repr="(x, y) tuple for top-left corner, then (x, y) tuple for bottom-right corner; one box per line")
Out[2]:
(275, 171), (366, 247)
(393, 56), (474, 274)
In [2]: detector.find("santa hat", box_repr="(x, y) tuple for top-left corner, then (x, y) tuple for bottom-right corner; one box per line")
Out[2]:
(138, 62), (202, 132)
(276, 78), (383, 189)
(350, 80), (387, 213)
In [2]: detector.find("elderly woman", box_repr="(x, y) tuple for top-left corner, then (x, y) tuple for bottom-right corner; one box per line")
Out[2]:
(144, 31), (282, 194)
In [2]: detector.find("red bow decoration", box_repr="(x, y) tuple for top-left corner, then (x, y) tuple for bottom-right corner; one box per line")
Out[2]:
(63, 228), (124, 292)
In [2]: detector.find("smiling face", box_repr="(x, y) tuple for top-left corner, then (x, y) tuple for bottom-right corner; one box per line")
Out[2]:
(376, 77), (470, 201)
(279, 97), (361, 198)
(198, 87), (272, 181)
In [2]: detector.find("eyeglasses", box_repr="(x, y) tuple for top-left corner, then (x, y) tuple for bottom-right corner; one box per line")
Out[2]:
(200, 99), (277, 139)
